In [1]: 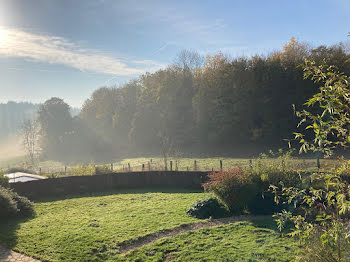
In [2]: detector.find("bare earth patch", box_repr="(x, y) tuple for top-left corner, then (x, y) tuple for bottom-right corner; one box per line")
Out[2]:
(0, 245), (40, 262)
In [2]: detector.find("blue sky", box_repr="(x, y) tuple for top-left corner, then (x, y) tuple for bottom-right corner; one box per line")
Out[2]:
(0, 0), (349, 107)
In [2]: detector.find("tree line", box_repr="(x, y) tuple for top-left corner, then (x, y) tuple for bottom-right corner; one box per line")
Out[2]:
(33, 38), (350, 163)
(0, 102), (39, 140)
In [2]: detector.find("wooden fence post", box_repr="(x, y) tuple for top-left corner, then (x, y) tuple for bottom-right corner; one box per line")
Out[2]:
(170, 161), (173, 171)
(194, 160), (197, 171)
(128, 163), (131, 171)
(39, 168), (42, 175)
(220, 160), (223, 171)
(64, 166), (67, 175)
(142, 164), (145, 171)
(111, 163), (113, 171)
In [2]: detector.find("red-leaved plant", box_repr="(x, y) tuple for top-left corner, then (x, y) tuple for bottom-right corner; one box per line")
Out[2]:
(203, 167), (257, 213)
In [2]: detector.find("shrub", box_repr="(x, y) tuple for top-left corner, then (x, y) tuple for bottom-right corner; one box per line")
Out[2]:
(248, 191), (291, 215)
(95, 164), (112, 174)
(69, 164), (96, 176)
(186, 197), (229, 219)
(0, 186), (18, 219)
(11, 192), (35, 217)
(203, 167), (258, 213)
(0, 172), (9, 188)
(250, 152), (302, 189)
(0, 186), (35, 219)
(243, 151), (302, 215)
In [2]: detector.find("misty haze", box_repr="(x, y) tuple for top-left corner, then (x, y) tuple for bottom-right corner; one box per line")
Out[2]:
(0, 1), (350, 261)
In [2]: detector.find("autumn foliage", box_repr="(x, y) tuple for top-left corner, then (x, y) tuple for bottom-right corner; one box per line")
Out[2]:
(203, 167), (257, 213)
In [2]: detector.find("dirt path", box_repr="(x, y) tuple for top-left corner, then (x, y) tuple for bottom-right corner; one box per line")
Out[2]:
(119, 215), (269, 254)
(0, 245), (40, 262)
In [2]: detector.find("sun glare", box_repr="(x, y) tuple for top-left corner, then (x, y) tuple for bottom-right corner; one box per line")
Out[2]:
(0, 28), (8, 46)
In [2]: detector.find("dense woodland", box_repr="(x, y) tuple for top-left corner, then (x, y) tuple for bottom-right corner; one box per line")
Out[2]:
(35, 38), (350, 163)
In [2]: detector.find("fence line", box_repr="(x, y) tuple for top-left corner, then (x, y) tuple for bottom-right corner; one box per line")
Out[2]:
(2, 157), (340, 177)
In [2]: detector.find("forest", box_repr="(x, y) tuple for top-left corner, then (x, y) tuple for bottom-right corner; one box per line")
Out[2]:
(35, 38), (350, 163)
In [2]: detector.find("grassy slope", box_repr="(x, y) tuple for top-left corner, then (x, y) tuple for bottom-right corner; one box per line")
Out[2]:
(0, 190), (211, 261)
(125, 220), (298, 262)
(0, 190), (298, 262)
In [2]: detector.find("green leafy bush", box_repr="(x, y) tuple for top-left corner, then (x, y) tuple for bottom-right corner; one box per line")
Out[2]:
(202, 153), (301, 215)
(250, 151), (302, 188)
(245, 151), (302, 215)
(186, 197), (229, 219)
(248, 191), (291, 215)
(11, 192), (35, 217)
(69, 164), (96, 176)
(0, 172), (9, 188)
(270, 60), (350, 261)
(95, 164), (112, 174)
(0, 186), (18, 218)
(0, 186), (35, 219)
(203, 167), (258, 213)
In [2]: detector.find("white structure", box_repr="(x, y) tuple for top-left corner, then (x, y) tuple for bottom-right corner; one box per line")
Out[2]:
(5, 172), (47, 183)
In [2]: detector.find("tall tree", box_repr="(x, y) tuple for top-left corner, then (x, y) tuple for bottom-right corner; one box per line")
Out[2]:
(38, 97), (73, 160)
(22, 118), (41, 165)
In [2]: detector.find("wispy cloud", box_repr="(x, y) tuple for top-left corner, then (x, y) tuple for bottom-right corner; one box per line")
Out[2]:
(0, 26), (166, 75)
(149, 42), (169, 57)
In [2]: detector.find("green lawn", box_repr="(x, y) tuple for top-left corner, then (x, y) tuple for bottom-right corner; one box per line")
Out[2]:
(0, 190), (298, 261)
(124, 220), (298, 262)
(0, 190), (211, 261)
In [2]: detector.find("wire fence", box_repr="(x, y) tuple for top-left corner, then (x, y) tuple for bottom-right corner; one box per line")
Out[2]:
(2, 157), (344, 178)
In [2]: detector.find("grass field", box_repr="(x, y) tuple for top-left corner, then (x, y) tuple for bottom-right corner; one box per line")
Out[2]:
(124, 220), (298, 261)
(0, 190), (298, 261)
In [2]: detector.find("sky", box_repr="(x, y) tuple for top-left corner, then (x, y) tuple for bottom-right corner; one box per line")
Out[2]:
(0, 0), (349, 107)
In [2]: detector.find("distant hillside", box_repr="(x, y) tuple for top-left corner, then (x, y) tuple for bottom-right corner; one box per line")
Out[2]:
(0, 101), (80, 139)
(0, 101), (39, 139)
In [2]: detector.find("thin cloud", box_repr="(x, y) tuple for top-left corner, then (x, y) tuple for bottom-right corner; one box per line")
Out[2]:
(0, 26), (166, 75)
(149, 42), (169, 57)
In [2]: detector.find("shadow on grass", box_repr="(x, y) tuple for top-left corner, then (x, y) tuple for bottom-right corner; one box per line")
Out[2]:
(34, 188), (205, 203)
(0, 216), (34, 250)
(250, 217), (278, 231)
(250, 216), (295, 234)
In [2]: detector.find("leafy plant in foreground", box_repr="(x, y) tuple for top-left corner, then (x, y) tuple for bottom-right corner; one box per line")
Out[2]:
(272, 59), (350, 261)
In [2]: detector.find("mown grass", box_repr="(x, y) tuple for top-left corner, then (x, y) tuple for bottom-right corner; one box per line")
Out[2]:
(0, 190), (212, 261)
(0, 189), (298, 262)
(124, 220), (298, 262)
